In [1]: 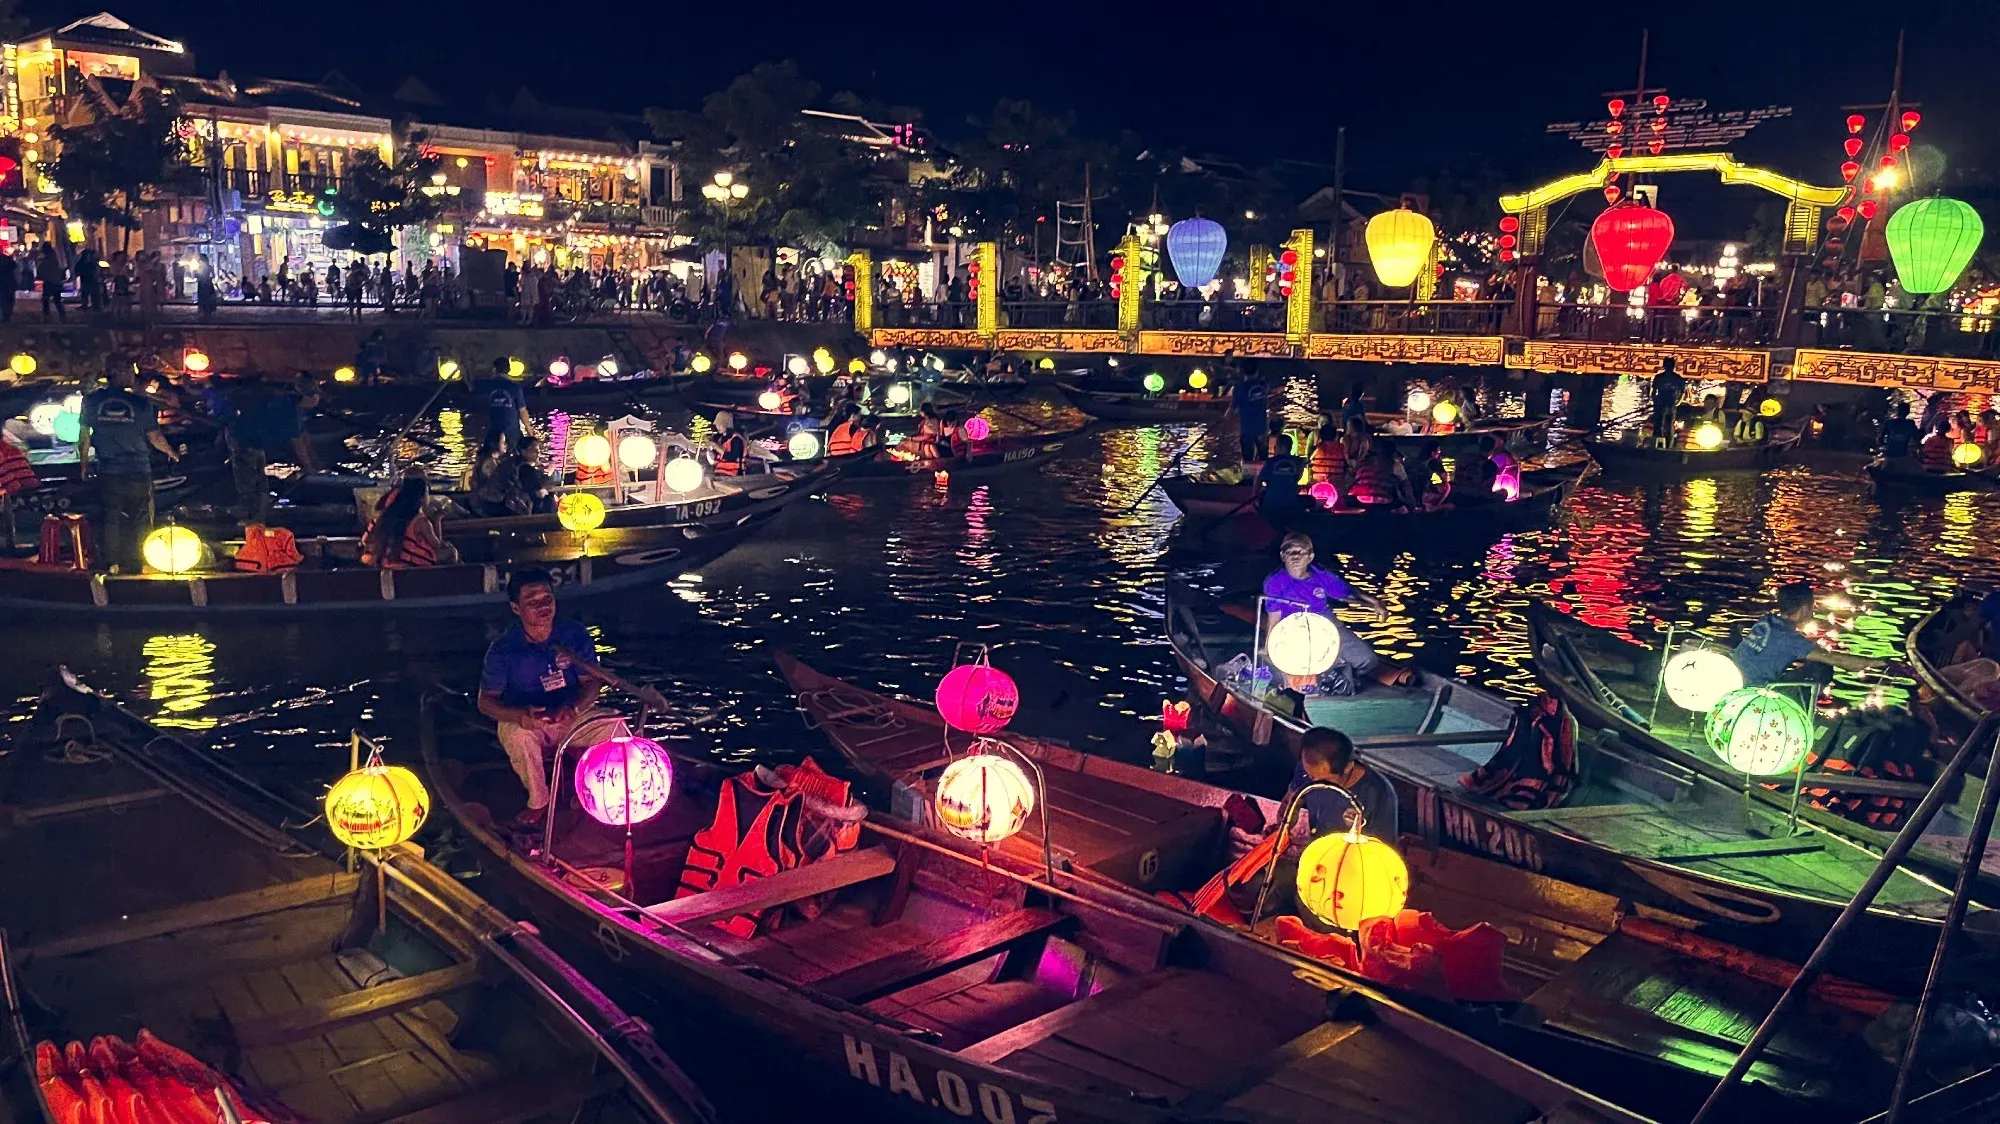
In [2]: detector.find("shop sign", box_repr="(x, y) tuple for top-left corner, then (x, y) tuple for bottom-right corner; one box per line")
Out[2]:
(484, 191), (546, 218)
(265, 190), (321, 214)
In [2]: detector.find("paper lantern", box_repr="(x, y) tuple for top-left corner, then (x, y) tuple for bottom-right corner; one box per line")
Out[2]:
(1189, 369), (1210, 390)
(333, 366), (357, 383)
(846, 357), (866, 374)
(758, 390), (784, 411)
(788, 430), (822, 460)
(869, 349), (888, 366)
(507, 357), (526, 379)
(1840, 161), (1861, 184)
(728, 352), (749, 372)
(142, 525), (204, 573)
(573, 434), (612, 469)
(1405, 388), (1433, 414)
(1143, 372), (1166, 393)
(617, 433), (658, 470)
(1038, 357), (1055, 370)
(549, 356), (572, 378)
(27, 401), (58, 435)
(1953, 442), (1984, 469)
(1858, 200), (1879, 221)
(1885, 197), (1985, 295)
(1165, 217), (1227, 288)
(1847, 114), (1866, 134)
(963, 416), (991, 441)
(437, 359), (461, 382)
(1431, 401), (1459, 425)
(1493, 473), (1520, 502)
(1903, 111), (1921, 131)
(812, 348), (835, 374)
(1267, 612), (1342, 677)
(664, 457), (705, 493)
(182, 349), (209, 373)
(573, 737), (674, 827)
(934, 752), (1035, 844)
(1663, 648), (1744, 712)
(1589, 203), (1675, 292)
(52, 410), (79, 443)
(557, 492), (606, 533)
(325, 764), (428, 850)
(691, 354), (713, 373)
(886, 383), (913, 407)
(1692, 423), (1726, 450)
(1308, 481), (1340, 510)
(1706, 687), (1812, 775)
(597, 357), (618, 377)
(1365, 208), (1436, 289)
(9, 353), (34, 376)
(786, 355), (809, 378)
(1758, 397), (1782, 418)
(1296, 829), (1409, 930)
(936, 664), (1019, 734)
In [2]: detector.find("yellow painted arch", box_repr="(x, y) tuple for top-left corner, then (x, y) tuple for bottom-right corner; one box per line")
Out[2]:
(1500, 152), (1847, 214)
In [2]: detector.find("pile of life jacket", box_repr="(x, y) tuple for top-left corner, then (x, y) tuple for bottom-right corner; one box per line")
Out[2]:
(37, 513), (94, 570)
(232, 525), (302, 573)
(1274, 911), (1509, 1002)
(0, 440), (40, 496)
(673, 757), (864, 937)
(1461, 692), (1579, 811)
(36, 1031), (299, 1124)
(1800, 708), (1934, 829)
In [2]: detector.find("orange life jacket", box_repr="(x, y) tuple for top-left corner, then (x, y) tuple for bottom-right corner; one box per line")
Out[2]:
(715, 432), (748, 476)
(1310, 441), (1346, 484)
(1922, 433), (1954, 473)
(827, 422), (869, 457)
(234, 524), (303, 573)
(0, 441), (39, 497)
(575, 462), (614, 485)
(361, 516), (438, 568)
(1352, 458), (1396, 505)
(674, 758), (860, 937)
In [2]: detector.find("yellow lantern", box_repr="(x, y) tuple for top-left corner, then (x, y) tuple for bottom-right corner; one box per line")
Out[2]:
(1267, 612), (1342, 677)
(438, 359), (462, 382)
(933, 752), (1035, 844)
(617, 433), (658, 470)
(847, 357), (867, 374)
(1758, 397), (1782, 418)
(1431, 401), (1460, 425)
(1296, 828), (1409, 930)
(1953, 442), (1984, 469)
(142, 526), (204, 574)
(1037, 357), (1055, 371)
(1692, 422), (1726, 450)
(10, 353), (35, 376)
(691, 354), (713, 374)
(573, 433), (612, 468)
(1364, 207), (1436, 289)
(182, 349), (210, 374)
(332, 366), (357, 383)
(507, 357), (527, 380)
(886, 383), (913, 407)
(812, 348), (836, 375)
(325, 763), (429, 850)
(788, 430), (822, 460)
(1189, 369), (1210, 390)
(758, 390), (784, 411)
(664, 457), (705, 493)
(728, 352), (749, 372)
(557, 492), (606, 532)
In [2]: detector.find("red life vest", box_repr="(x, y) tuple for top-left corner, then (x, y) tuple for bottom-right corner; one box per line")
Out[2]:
(1310, 441), (1346, 484)
(0, 442), (39, 497)
(715, 432), (748, 476)
(1352, 458), (1396, 505)
(827, 422), (869, 457)
(234, 524), (303, 572)
(361, 516), (438, 568)
(674, 758), (860, 937)
(1922, 433), (1954, 473)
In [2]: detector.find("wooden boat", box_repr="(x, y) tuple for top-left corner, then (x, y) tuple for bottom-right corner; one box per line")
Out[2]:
(1057, 384), (1233, 424)
(1581, 431), (1800, 475)
(1156, 462), (1578, 520)
(1907, 607), (1988, 746)
(0, 502), (777, 614)
(831, 428), (1086, 487)
(4, 675), (715, 1124)
(1159, 472), (1578, 552)
(774, 654), (1950, 1120)
(1863, 459), (2000, 493)
(1362, 414), (1553, 454)
(420, 688), (1652, 1124)
(1529, 604), (2000, 916)
(327, 373), (689, 416)
(440, 457), (839, 543)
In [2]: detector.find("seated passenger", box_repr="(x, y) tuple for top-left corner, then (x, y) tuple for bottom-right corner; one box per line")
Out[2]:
(362, 476), (450, 568)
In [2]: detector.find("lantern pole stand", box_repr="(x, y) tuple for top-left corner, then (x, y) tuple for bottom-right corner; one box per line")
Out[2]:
(1689, 716), (1994, 1124)
(1250, 781), (1361, 926)
(1648, 624), (1676, 730)
(540, 657), (672, 866)
(1781, 680), (1818, 837)
(987, 738), (1054, 888)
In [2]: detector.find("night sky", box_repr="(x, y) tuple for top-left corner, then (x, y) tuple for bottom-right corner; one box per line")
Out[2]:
(34, 0), (2000, 214)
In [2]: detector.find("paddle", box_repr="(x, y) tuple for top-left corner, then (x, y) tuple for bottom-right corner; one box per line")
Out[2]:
(1116, 435), (1198, 516)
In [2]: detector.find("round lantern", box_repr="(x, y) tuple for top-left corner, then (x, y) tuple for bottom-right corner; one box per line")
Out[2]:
(1847, 114), (1866, 134)
(1953, 442), (1984, 469)
(1365, 208), (1436, 289)
(1296, 828), (1409, 930)
(1840, 161), (1861, 184)
(886, 383), (913, 407)
(1165, 217), (1228, 289)
(556, 492), (606, 533)
(847, 358), (867, 374)
(333, 366), (357, 383)
(438, 359), (461, 382)
(1189, 369), (1210, 390)
(325, 764), (429, 850)
(573, 434), (612, 469)
(1143, 372), (1166, 394)
(728, 352), (749, 372)
(1405, 388), (1433, 414)
(1706, 687), (1813, 775)
(786, 355), (809, 377)
(1885, 197), (1985, 295)
(597, 357), (618, 378)
(1589, 203), (1676, 292)
(1307, 481), (1340, 510)
(52, 410), (80, 443)
(549, 356), (572, 378)
(788, 430), (822, 460)
(573, 737), (675, 827)
(933, 752), (1035, 844)
(664, 457), (705, 493)
(617, 433), (658, 470)
(9, 353), (35, 376)
(1692, 423), (1726, 451)
(1431, 401), (1460, 425)
(1267, 612), (1342, 677)
(812, 348), (835, 375)
(963, 416), (991, 441)
(758, 390), (784, 411)
(183, 349), (210, 374)
(1758, 397), (1782, 418)
(142, 526), (204, 574)
(691, 354), (714, 374)
(27, 401), (58, 435)
(936, 664), (1019, 734)
(1662, 648), (1745, 712)
(1493, 472), (1520, 502)
(507, 357), (527, 380)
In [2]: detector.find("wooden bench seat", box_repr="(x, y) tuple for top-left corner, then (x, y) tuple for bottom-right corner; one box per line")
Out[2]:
(642, 845), (897, 928)
(818, 908), (1073, 1004)
(230, 960), (490, 1046)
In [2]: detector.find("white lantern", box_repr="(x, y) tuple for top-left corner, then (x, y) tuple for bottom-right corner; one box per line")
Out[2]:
(1405, 389), (1433, 415)
(664, 457), (705, 493)
(886, 383), (913, 407)
(27, 401), (61, 436)
(788, 431), (822, 460)
(934, 752), (1035, 844)
(869, 349), (888, 366)
(758, 390), (784, 411)
(1662, 648), (1744, 713)
(786, 355), (809, 377)
(573, 434), (612, 469)
(1267, 612), (1342, 677)
(617, 434), (658, 470)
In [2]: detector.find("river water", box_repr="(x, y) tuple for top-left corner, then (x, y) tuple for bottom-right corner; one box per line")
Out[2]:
(5, 376), (1995, 809)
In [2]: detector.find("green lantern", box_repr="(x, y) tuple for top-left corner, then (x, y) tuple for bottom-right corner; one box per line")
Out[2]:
(1705, 686), (1812, 776)
(1143, 372), (1166, 393)
(1885, 197), (1984, 294)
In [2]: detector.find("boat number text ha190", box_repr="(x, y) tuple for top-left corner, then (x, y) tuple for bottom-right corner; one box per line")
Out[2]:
(844, 1035), (1057, 1124)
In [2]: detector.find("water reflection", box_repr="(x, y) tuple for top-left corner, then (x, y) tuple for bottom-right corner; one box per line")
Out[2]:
(141, 632), (218, 731)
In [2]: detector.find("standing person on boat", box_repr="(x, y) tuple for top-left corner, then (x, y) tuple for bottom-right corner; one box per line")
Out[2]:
(1287, 727), (1398, 839)
(1232, 369), (1267, 464)
(79, 360), (177, 573)
(476, 358), (533, 452)
(711, 410), (750, 476)
(478, 568), (625, 825)
(1879, 399), (1920, 463)
(1731, 581), (1885, 687)
(1263, 533), (1412, 688)
(1254, 434), (1307, 523)
(1648, 357), (1685, 447)
(1342, 386), (1368, 431)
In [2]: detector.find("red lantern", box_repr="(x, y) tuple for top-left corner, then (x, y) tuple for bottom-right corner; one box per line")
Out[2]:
(1844, 138), (1864, 158)
(1837, 205), (1856, 223)
(1606, 121), (1623, 135)
(1650, 118), (1666, 134)
(1499, 248), (1515, 263)
(1589, 202), (1675, 292)
(1498, 234), (1516, 249)
(1603, 185), (1622, 204)
(1840, 161), (1860, 183)
(1847, 114), (1866, 134)
(1902, 111), (1921, 131)
(1889, 133), (1910, 152)
(1858, 200), (1878, 220)
(1498, 215), (1519, 233)
(1879, 155), (1898, 169)
(1653, 95), (1670, 110)
(1607, 98), (1626, 117)
(936, 665), (1019, 734)
(1654, 271), (1686, 304)
(1827, 215), (1850, 233)
(1648, 139), (1665, 155)
(1606, 143), (1624, 159)
(1825, 238), (1845, 254)
(1279, 249), (1299, 266)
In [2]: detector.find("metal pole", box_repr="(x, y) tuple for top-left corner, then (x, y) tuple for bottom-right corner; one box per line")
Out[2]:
(1886, 725), (2000, 1122)
(1690, 716), (1996, 1124)
(1330, 127), (1346, 307)
(1647, 623), (1674, 729)
(1251, 780), (1362, 924)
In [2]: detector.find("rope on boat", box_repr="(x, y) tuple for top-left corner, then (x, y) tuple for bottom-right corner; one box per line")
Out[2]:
(795, 686), (903, 732)
(47, 714), (110, 766)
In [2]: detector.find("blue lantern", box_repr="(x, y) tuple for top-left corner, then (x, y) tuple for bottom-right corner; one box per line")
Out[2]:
(1166, 217), (1227, 289)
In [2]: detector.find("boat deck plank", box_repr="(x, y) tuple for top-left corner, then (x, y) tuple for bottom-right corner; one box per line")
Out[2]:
(1224, 1028), (1538, 1123)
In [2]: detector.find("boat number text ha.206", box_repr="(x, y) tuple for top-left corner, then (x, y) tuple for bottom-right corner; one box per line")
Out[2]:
(1438, 801), (1543, 871)
(845, 1035), (1057, 1123)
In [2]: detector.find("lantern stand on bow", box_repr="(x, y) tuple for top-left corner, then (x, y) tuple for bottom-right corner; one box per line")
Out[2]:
(536, 655), (675, 875)
(328, 734), (431, 931)
(929, 645), (1054, 885)
(1251, 781), (1408, 929)
(1705, 681), (1819, 835)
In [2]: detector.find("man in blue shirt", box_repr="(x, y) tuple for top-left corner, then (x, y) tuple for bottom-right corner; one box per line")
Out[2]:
(1255, 433), (1306, 524)
(474, 357), (533, 452)
(80, 362), (177, 572)
(1732, 581), (1884, 687)
(478, 568), (621, 823)
(1231, 370), (1267, 463)
(1879, 400), (1920, 462)
(1288, 726), (1398, 839)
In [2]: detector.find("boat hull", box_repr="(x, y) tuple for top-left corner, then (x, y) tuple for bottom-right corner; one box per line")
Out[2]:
(1582, 435), (1797, 475)
(1864, 461), (2000, 493)
(1057, 384), (1232, 423)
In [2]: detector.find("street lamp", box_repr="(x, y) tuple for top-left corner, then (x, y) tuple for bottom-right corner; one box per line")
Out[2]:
(701, 172), (751, 311)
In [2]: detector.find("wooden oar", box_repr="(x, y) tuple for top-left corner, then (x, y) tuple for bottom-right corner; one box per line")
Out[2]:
(1116, 435), (1198, 516)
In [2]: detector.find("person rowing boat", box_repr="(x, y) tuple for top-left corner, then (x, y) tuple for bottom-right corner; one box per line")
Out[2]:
(1732, 580), (1887, 686)
(1265, 532), (1413, 688)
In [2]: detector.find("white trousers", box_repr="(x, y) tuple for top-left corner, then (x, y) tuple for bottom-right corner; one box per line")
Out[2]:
(497, 710), (630, 811)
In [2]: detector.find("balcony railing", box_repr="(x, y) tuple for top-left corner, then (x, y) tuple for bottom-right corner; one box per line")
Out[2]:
(1798, 306), (2000, 359)
(1318, 300), (1512, 336)
(998, 300), (1119, 330)
(1142, 300), (1288, 332)
(1534, 302), (1783, 347)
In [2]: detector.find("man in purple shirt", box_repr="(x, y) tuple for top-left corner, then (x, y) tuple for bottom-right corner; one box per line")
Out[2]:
(1262, 532), (1396, 680)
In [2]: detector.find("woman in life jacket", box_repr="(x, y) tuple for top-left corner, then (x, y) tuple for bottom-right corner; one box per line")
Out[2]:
(363, 477), (448, 568)
(1351, 437), (1415, 509)
(712, 411), (751, 475)
(1920, 419), (1955, 474)
(825, 405), (876, 457)
(1309, 421), (1347, 485)
(911, 404), (944, 460)
(940, 410), (969, 459)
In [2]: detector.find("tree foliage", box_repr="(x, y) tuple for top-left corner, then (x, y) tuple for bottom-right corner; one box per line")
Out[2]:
(324, 135), (446, 256)
(45, 83), (201, 249)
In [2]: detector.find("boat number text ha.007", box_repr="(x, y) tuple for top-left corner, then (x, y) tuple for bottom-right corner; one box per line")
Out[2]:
(845, 1035), (1057, 1124)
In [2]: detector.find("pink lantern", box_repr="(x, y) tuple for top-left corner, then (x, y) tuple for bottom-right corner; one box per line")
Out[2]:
(963, 416), (992, 441)
(574, 737), (675, 826)
(936, 664), (1019, 734)
(1307, 481), (1340, 510)
(1493, 470), (1521, 502)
